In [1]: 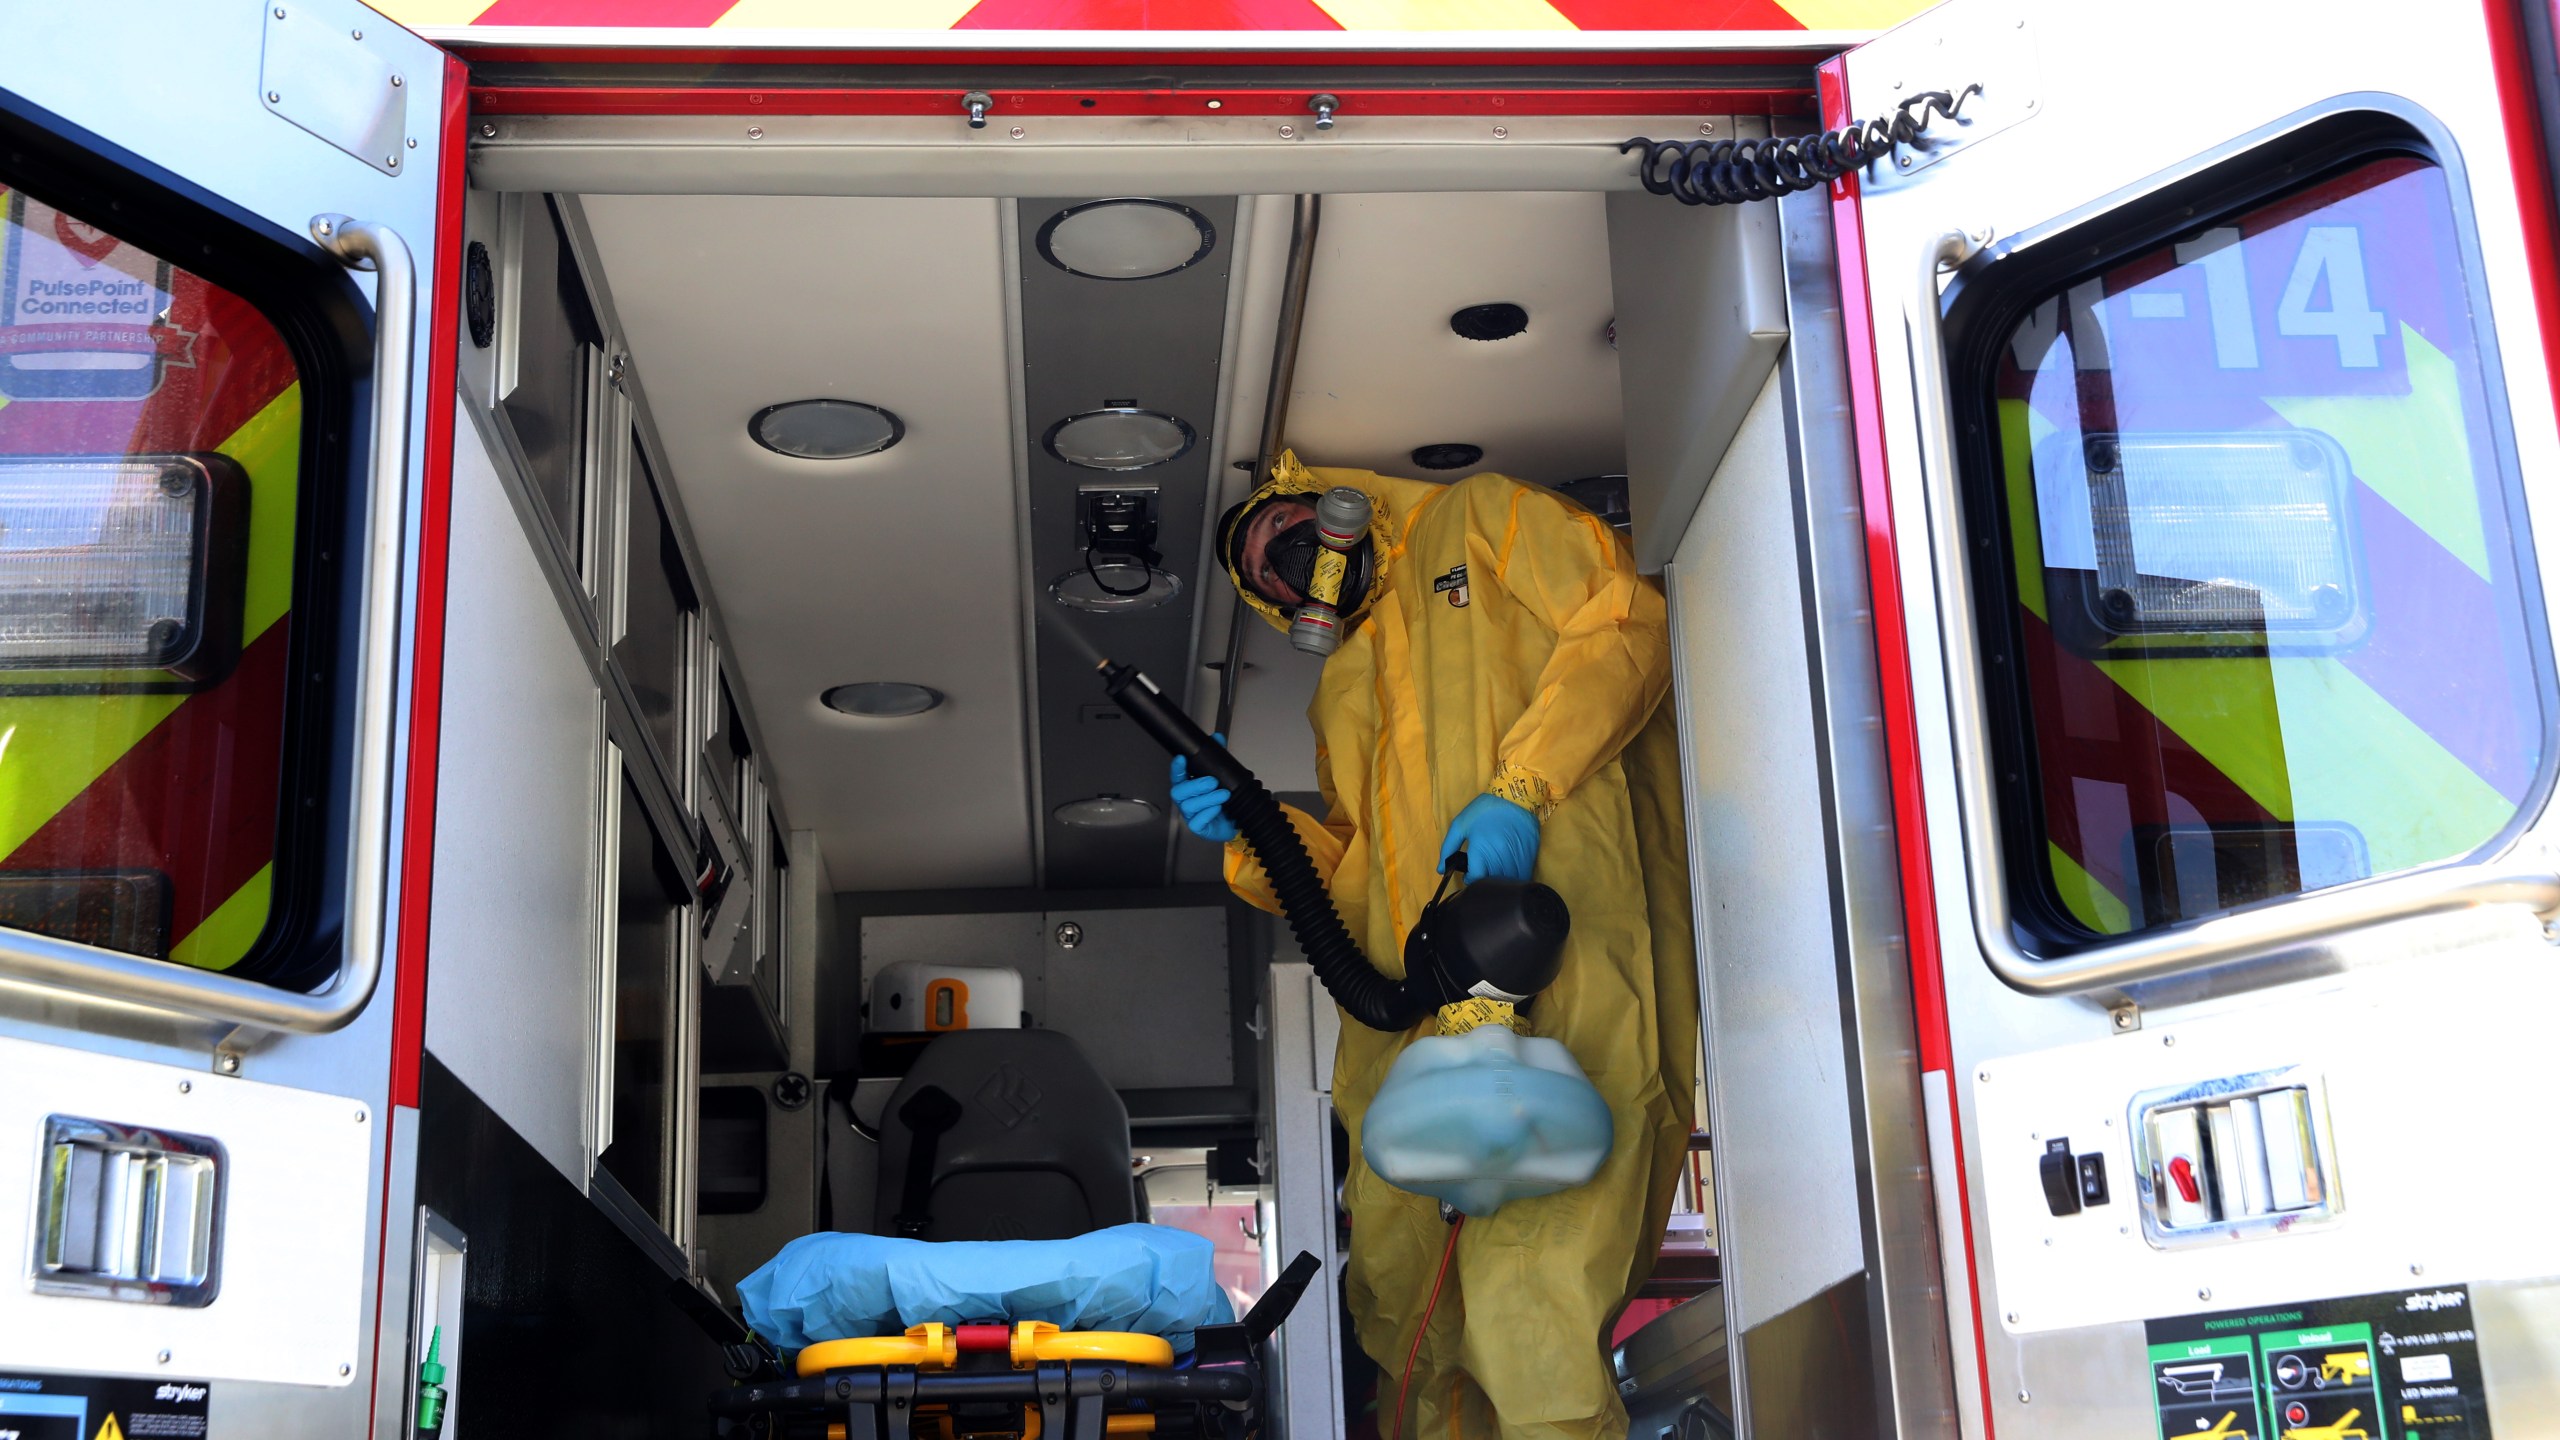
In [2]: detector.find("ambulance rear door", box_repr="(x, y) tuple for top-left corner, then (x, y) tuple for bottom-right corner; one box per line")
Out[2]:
(0, 4), (459, 1435)
(1842, 0), (2560, 1433)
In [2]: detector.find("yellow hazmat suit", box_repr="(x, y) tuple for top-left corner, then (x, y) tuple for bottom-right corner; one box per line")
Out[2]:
(1218, 453), (1698, 1440)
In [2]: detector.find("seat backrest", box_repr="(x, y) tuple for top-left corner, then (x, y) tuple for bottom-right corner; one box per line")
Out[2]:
(872, 1029), (1134, 1242)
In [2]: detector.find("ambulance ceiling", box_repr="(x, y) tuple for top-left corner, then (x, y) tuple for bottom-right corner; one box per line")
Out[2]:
(577, 190), (1622, 893)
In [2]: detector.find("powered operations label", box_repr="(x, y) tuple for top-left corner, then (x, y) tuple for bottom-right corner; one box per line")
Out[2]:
(0, 1373), (210, 1440)
(2145, 1287), (2490, 1439)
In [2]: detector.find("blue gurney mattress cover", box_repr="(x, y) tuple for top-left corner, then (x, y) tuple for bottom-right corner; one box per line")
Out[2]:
(739, 1224), (1238, 1355)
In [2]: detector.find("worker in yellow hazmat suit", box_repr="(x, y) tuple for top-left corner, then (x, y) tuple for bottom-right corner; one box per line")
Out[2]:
(1177, 451), (1697, 1440)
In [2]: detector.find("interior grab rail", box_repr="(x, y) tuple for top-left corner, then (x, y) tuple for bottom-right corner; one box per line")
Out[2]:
(0, 214), (413, 1034)
(1906, 228), (2560, 997)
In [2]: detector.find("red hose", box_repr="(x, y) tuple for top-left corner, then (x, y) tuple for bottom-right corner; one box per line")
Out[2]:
(1390, 1216), (1465, 1440)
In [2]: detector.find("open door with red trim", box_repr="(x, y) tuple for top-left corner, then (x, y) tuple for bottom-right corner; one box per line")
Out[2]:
(0, 2), (460, 1432)
(1840, 0), (2560, 1433)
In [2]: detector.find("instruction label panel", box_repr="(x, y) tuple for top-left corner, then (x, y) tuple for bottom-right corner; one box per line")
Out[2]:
(0, 1372), (210, 1440)
(2145, 1287), (2491, 1440)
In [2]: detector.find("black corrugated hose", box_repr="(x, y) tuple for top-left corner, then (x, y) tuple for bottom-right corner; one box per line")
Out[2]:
(1099, 658), (1430, 1033)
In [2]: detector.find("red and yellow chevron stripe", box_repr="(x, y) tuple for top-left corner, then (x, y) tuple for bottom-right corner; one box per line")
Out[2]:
(381, 0), (1931, 32)
(0, 191), (302, 972)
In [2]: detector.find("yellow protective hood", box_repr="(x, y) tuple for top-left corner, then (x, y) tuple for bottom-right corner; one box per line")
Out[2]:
(1217, 449), (1405, 634)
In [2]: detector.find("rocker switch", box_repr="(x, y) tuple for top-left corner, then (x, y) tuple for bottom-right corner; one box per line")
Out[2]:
(2038, 1137), (2081, 1216)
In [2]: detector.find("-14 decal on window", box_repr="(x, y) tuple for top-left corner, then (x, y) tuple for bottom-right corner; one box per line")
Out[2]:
(2011, 224), (2390, 374)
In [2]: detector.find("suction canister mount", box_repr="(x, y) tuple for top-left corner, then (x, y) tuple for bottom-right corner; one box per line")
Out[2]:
(1287, 486), (1373, 657)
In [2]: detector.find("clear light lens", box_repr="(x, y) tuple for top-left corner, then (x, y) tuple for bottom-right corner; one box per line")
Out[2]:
(1037, 200), (1216, 281)
(0, 459), (203, 668)
(1044, 409), (1194, 471)
(751, 399), (904, 460)
(1050, 564), (1183, 613)
(1053, 795), (1161, 829)
(2037, 430), (2362, 635)
(821, 681), (943, 718)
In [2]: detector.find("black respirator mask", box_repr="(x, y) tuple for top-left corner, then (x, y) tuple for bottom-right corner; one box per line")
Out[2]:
(1267, 518), (1374, 616)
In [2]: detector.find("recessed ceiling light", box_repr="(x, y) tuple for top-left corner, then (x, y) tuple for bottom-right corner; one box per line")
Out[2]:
(1450, 303), (1530, 342)
(1050, 563), (1184, 613)
(1053, 794), (1162, 829)
(1411, 443), (1483, 471)
(751, 399), (904, 460)
(821, 681), (942, 718)
(1037, 199), (1218, 281)
(1044, 408), (1195, 471)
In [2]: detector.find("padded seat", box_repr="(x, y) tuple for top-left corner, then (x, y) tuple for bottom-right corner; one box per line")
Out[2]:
(873, 1029), (1135, 1242)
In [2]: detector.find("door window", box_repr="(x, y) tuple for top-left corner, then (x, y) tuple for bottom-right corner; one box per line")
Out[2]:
(601, 767), (686, 1224)
(0, 182), (310, 971)
(1967, 154), (2547, 940)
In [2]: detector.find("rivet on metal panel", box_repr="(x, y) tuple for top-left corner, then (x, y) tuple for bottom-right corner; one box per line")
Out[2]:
(214, 1053), (242, 1075)
(2411, 1263), (2425, 1276)
(1698, 122), (1715, 136)
(177, 1080), (192, 1094)
(1055, 921), (1083, 949)
(406, 137), (416, 148)
(351, 27), (361, 38)
(338, 1363), (352, 1377)
(1492, 126), (1509, 140)
(1978, 1068), (1992, 1083)
(273, 5), (284, 15)
(2004, 1311), (2018, 1324)
(266, 91), (281, 104)
(1010, 126), (1026, 139)
(390, 75), (403, 89)
(354, 1108), (368, 1124)
(386, 155), (398, 168)
(479, 122), (496, 138)
(157, 1350), (172, 1365)
(2197, 1287), (2213, 1301)
(2017, 1389), (2030, 1403)
(2111, 1002), (2140, 1032)
(747, 126), (764, 140)
(2162, 1034), (2177, 1047)
(1278, 124), (1297, 139)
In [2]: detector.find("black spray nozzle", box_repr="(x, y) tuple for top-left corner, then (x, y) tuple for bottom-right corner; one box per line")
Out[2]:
(1101, 660), (1252, 790)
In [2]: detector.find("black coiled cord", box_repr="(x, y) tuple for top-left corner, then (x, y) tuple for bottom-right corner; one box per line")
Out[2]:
(1619, 85), (1981, 206)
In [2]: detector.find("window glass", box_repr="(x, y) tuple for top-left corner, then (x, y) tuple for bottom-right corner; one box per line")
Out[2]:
(719, 676), (751, 819)
(758, 809), (787, 1019)
(600, 769), (682, 1223)
(618, 445), (694, 773)
(501, 197), (596, 564)
(0, 183), (303, 970)
(1987, 156), (2545, 938)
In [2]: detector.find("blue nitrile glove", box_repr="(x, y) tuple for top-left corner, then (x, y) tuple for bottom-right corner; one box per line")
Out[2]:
(1169, 737), (1238, 844)
(1439, 793), (1540, 883)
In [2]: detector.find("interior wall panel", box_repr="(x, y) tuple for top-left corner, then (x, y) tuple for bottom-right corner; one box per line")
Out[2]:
(425, 408), (603, 1186)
